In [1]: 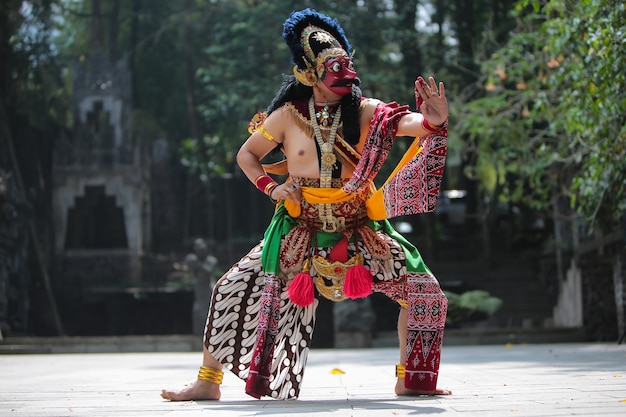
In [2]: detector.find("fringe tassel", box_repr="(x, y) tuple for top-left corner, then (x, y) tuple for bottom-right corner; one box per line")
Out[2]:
(287, 259), (315, 307)
(344, 264), (373, 299)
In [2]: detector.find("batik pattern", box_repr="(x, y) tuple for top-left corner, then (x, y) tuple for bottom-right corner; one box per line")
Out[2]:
(204, 228), (447, 398)
(205, 244), (316, 400)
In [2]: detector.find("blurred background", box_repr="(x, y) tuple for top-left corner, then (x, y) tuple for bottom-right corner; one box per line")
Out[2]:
(1, 0), (624, 348)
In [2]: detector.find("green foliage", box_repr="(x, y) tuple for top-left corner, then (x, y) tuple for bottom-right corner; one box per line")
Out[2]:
(48, 0), (525, 188)
(194, 2), (294, 145)
(52, 0), (192, 138)
(458, 0), (626, 232)
(1, 0), (64, 130)
(445, 290), (503, 327)
(46, 0), (583, 239)
(179, 135), (234, 182)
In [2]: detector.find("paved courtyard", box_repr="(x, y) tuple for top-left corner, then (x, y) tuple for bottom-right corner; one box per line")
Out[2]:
(1, 342), (625, 416)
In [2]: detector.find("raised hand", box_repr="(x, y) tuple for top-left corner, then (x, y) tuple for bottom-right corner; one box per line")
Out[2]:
(415, 76), (448, 126)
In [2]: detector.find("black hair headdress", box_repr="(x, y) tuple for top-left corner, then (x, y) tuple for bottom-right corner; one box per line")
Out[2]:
(283, 8), (354, 70)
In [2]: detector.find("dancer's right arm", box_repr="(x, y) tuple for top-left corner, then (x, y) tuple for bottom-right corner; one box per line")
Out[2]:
(237, 109), (301, 204)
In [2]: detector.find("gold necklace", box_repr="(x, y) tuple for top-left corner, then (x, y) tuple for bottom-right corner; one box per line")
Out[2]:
(308, 96), (341, 189)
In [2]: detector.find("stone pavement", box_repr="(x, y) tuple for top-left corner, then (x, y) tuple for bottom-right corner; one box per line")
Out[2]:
(1, 342), (625, 417)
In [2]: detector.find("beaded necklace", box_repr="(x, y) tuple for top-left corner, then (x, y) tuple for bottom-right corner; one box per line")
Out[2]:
(308, 96), (343, 232)
(308, 96), (342, 189)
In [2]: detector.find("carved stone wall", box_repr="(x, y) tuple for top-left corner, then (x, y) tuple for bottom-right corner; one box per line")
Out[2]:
(51, 49), (163, 335)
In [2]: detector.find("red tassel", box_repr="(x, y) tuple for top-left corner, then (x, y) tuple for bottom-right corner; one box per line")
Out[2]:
(287, 268), (315, 307)
(344, 264), (373, 299)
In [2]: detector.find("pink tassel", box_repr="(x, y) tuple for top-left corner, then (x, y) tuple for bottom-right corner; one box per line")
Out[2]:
(287, 268), (315, 307)
(344, 264), (373, 299)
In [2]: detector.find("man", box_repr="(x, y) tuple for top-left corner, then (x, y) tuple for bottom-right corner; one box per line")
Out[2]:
(161, 8), (450, 401)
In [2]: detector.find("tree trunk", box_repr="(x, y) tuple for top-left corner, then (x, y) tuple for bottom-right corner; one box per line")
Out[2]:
(0, 100), (64, 336)
(108, 0), (121, 62)
(183, 0), (199, 141)
(432, 0), (447, 71)
(394, 0), (423, 87)
(129, 0), (140, 107)
(91, 0), (104, 49)
(452, 0), (477, 81)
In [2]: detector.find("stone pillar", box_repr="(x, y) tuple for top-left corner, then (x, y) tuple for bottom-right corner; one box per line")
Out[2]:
(553, 260), (583, 328)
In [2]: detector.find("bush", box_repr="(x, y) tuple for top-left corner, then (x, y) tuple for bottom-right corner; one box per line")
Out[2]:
(445, 290), (502, 328)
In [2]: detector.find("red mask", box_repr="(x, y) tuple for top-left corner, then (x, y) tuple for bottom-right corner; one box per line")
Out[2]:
(318, 54), (360, 97)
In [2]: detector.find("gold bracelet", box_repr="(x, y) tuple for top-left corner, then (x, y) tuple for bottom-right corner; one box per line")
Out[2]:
(197, 366), (224, 385)
(266, 182), (279, 203)
(395, 364), (406, 378)
(264, 181), (278, 195)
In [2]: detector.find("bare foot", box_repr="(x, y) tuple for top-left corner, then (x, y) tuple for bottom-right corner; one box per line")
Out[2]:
(395, 380), (452, 396)
(161, 379), (221, 401)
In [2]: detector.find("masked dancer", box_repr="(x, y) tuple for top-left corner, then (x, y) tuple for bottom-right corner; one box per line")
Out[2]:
(162, 8), (450, 401)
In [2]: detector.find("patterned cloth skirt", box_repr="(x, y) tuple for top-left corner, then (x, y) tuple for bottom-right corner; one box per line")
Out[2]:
(203, 228), (447, 399)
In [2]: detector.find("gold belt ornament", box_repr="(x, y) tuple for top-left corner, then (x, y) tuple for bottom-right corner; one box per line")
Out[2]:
(319, 203), (346, 232)
(321, 215), (346, 232)
(312, 253), (363, 302)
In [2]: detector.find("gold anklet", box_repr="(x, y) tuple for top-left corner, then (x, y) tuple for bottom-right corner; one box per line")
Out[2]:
(395, 364), (405, 378)
(198, 366), (224, 384)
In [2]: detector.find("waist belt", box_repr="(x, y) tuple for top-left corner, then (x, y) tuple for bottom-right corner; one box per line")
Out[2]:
(295, 213), (368, 233)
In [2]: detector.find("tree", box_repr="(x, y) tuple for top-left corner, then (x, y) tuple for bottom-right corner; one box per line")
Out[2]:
(1, 0), (65, 335)
(51, 0), (530, 251)
(458, 0), (625, 236)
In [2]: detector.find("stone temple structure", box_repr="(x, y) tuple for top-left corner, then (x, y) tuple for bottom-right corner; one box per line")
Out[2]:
(52, 48), (153, 335)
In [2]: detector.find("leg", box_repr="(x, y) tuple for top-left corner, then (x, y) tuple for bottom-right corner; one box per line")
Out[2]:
(161, 244), (261, 402)
(160, 345), (223, 401)
(395, 307), (451, 396)
(161, 242), (314, 401)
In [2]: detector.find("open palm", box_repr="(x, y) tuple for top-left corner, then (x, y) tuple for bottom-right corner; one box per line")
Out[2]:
(415, 76), (448, 126)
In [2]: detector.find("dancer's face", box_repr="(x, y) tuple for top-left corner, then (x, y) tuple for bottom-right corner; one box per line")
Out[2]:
(318, 53), (360, 97)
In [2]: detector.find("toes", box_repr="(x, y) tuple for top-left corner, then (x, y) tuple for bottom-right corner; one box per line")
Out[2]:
(160, 389), (185, 401)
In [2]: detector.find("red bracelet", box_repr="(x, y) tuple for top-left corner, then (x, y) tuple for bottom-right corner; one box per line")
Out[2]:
(422, 117), (444, 133)
(254, 174), (278, 195)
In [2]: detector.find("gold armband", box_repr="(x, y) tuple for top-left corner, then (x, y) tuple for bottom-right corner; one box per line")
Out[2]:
(248, 111), (274, 141)
(258, 125), (274, 141)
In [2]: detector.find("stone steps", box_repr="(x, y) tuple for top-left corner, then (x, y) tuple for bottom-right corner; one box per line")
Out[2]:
(0, 328), (589, 355)
(372, 326), (587, 347)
